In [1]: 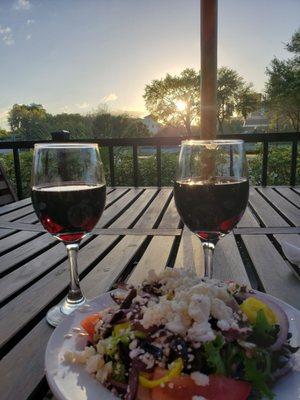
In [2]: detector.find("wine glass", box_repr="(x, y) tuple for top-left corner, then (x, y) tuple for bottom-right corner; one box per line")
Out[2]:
(174, 140), (249, 278)
(31, 143), (106, 327)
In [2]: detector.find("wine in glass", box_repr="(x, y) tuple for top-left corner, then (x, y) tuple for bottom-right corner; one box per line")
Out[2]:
(174, 140), (249, 278)
(31, 143), (106, 327)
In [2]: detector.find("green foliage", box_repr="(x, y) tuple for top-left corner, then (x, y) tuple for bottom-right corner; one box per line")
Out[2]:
(265, 29), (300, 132)
(5, 104), (151, 141)
(144, 69), (201, 136)
(0, 129), (11, 139)
(247, 144), (299, 185)
(8, 104), (48, 140)
(144, 67), (261, 136)
(217, 67), (260, 133)
(0, 150), (33, 197)
(48, 113), (93, 138)
(92, 112), (150, 139)
(0, 145), (298, 198)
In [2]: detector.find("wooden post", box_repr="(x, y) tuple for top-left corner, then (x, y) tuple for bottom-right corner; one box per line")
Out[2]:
(200, 0), (218, 139)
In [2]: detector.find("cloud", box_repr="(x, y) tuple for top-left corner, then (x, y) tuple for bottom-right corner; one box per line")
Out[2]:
(26, 34), (32, 40)
(27, 19), (35, 25)
(76, 102), (90, 109)
(14, 0), (31, 10)
(101, 93), (118, 103)
(0, 26), (14, 46)
(60, 105), (71, 113)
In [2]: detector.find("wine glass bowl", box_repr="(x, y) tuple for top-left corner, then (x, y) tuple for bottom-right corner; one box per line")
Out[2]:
(31, 143), (106, 326)
(174, 140), (249, 277)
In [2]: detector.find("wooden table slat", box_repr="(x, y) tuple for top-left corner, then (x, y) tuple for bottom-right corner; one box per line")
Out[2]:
(158, 197), (180, 228)
(257, 187), (300, 226)
(174, 227), (204, 276)
(0, 318), (53, 400)
(0, 235), (119, 349)
(0, 233), (57, 275)
(0, 231), (41, 255)
(242, 235), (300, 309)
(0, 186), (299, 400)
(214, 234), (251, 286)
(275, 187), (300, 208)
(0, 198), (31, 216)
(0, 205), (34, 222)
(249, 187), (289, 227)
(128, 236), (175, 285)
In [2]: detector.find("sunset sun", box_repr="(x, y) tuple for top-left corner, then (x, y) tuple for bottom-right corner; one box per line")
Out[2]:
(175, 99), (186, 111)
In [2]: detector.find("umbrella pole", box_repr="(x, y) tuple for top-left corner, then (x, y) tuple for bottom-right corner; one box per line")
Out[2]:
(200, 0), (218, 139)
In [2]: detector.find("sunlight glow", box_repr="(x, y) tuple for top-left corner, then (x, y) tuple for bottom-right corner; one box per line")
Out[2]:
(175, 100), (186, 112)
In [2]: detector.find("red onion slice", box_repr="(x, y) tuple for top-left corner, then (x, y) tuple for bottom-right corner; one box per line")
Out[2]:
(244, 292), (289, 351)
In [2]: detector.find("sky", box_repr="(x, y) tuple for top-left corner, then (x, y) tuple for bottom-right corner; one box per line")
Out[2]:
(0, 0), (299, 129)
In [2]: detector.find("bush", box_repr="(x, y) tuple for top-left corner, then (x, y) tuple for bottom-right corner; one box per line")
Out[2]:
(247, 144), (300, 185)
(0, 144), (298, 198)
(0, 150), (33, 197)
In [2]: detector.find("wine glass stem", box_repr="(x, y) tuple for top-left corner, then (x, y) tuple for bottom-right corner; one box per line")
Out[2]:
(66, 243), (85, 304)
(202, 242), (215, 278)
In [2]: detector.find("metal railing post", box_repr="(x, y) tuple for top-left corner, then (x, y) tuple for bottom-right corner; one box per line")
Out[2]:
(290, 139), (298, 186)
(13, 147), (23, 199)
(261, 140), (269, 186)
(133, 144), (138, 187)
(156, 144), (162, 187)
(108, 145), (115, 186)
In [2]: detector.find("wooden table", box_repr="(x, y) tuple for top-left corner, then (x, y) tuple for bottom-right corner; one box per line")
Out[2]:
(0, 186), (299, 400)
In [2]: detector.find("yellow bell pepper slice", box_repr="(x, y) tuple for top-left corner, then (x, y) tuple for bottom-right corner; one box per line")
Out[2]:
(240, 297), (277, 325)
(113, 322), (131, 336)
(139, 358), (184, 388)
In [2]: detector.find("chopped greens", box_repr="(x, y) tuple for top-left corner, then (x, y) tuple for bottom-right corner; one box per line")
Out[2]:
(250, 310), (278, 347)
(203, 334), (226, 375)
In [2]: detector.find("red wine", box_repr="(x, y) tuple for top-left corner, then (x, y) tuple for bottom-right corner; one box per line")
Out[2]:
(174, 178), (249, 242)
(31, 184), (106, 242)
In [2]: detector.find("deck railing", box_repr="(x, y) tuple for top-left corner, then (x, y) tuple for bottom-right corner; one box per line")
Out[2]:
(0, 132), (299, 199)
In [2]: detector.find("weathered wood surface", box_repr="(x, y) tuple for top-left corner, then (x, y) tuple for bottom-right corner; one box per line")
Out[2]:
(0, 186), (299, 400)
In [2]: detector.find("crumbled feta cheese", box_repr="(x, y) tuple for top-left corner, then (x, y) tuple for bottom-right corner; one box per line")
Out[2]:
(129, 348), (144, 359)
(190, 371), (210, 386)
(95, 361), (112, 383)
(64, 346), (96, 364)
(217, 319), (231, 331)
(188, 294), (211, 323)
(211, 298), (233, 321)
(85, 354), (104, 374)
(129, 339), (138, 350)
(188, 322), (215, 343)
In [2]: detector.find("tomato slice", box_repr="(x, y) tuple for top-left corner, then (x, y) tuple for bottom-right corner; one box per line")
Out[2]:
(80, 313), (101, 340)
(152, 369), (252, 400)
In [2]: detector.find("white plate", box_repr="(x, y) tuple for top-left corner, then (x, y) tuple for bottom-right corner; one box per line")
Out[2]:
(45, 291), (300, 400)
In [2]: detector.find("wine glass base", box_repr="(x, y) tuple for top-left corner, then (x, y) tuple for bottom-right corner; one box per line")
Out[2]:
(46, 297), (86, 327)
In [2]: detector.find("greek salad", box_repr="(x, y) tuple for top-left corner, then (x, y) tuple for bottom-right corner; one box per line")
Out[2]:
(64, 269), (298, 400)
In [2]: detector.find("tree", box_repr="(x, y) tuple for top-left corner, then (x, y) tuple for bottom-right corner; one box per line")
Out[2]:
(144, 69), (200, 136)
(0, 129), (11, 139)
(47, 113), (92, 138)
(235, 86), (261, 122)
(8, 103), (48, 140)
(216, 67), (260, 133)
(265, 29), (300, 131)
(92, 111), (150, 138)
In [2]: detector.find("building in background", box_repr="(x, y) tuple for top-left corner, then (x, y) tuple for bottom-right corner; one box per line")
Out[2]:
(141, 115), (162, 135)
(243, 110), (269, 133)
